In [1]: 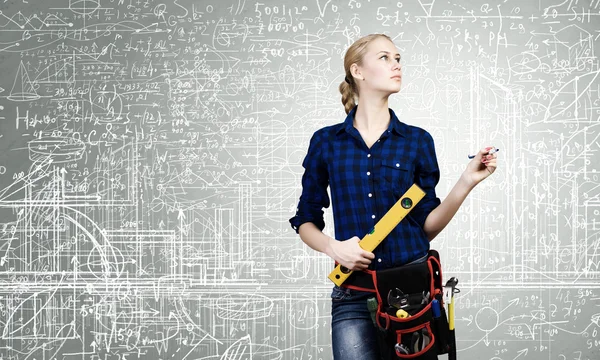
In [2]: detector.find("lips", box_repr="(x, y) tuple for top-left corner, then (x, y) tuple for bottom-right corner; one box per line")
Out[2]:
(391, 76), (402, 79)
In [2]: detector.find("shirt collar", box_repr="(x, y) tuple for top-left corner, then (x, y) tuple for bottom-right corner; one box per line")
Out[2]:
(335, 104), (406, 138)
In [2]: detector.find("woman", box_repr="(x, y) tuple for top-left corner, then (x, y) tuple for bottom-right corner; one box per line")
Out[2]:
(289, 33), (497, 360)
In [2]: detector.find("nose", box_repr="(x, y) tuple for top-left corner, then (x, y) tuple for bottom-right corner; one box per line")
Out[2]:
(391, 61), (401, 71)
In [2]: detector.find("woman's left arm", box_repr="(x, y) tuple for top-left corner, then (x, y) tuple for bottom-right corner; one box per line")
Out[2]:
(423, 146), (498, 241)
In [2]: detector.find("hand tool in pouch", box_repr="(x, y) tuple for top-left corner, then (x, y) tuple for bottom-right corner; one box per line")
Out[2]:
(444, 277), (460, 360)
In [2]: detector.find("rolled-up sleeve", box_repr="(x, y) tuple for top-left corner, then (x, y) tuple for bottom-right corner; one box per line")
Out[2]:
(289, 131), (330, 234)
(410, 130), (441, 229)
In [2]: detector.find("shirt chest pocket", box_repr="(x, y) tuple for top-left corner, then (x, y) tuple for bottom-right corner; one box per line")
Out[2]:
(379, 158), (412, 193)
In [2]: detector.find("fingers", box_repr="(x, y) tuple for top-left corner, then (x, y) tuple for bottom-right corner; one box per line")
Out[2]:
(470, 146), (499, 160)
(482, 146), (494, 154)
(357, 259), (371, 270)
(346, 237), (375, 270)
(481, 145), (498, 164)
(347, 260), (369, 271)
(482, 154), (497, 164)
(479, 146), (497, 158)
(356, 252), (375, 270)
(352, 264), (369, 271)
(348, 253), (374, 271)
(357, 260), (371, 269)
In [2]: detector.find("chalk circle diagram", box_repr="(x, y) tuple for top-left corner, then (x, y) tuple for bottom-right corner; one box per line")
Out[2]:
(28, 136), (86, 163)
(543, 66), (600, 123)
(288, 298), (319, 330)
(475, 306), (500, 332)
(69, 0), (100, 15)
(89, 87), (125, 124)
(412, 77), (437, 111)
(213, 334), (283, 360)
(279, 248), (310, 280)
(215, 293), (274, 321)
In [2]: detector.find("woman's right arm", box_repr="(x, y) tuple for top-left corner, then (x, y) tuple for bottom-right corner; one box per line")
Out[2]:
(298, 222), (374, 271)
(298, 222), (336, 257)
(290, 131), (374, 271)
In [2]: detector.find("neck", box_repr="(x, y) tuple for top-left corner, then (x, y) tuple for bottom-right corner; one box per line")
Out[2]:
(353, 97), (391, 131)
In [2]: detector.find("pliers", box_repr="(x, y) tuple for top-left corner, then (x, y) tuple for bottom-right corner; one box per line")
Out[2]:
(387, 288), (409, 309)
(411, 328), (431, 353)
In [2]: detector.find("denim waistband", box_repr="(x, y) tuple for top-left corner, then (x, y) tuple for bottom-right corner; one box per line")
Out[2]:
(407, 253), (428, 265)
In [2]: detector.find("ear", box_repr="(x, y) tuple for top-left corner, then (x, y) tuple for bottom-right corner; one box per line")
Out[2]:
(350, 63), (362, 80)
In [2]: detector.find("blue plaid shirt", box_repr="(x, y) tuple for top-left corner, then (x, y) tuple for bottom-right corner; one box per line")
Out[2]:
(289, 105), (441, 270)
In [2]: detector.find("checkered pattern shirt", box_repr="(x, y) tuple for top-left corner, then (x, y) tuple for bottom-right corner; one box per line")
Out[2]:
(289, 105), (442, 270)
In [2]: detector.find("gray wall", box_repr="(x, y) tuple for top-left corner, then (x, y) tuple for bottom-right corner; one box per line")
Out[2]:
(0, 0), (598, 359)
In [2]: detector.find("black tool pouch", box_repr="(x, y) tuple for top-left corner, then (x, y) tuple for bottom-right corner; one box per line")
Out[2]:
(373, 250), (451, 360)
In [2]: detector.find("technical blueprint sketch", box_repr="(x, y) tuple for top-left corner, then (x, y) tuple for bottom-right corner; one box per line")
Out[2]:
(0, 0), (598, 359)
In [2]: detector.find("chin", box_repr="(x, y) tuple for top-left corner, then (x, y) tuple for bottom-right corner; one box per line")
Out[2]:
(389, 85), (401, 94)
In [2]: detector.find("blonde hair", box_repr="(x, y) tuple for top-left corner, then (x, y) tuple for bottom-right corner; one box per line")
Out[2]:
(339, 33), (393, 114)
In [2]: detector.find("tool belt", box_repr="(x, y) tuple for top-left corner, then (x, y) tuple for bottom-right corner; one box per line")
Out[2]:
(339, 249), (455, 360)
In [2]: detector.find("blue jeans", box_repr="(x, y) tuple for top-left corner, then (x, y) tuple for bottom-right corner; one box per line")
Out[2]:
(331, 285), (381, 360)
(330, 254), (429, 360)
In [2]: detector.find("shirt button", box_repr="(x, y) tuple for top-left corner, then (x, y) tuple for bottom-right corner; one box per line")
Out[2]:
(367, 154), (371, 158)
(396, 163), (400, 167)
(367, 171), (370, 176)
(378, 258), (382, 262)
(368, 193), (372, 197)
(371, 214), (376, 219)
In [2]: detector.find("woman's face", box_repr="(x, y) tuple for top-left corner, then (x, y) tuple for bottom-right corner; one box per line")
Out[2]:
(354, 37), (402, 95)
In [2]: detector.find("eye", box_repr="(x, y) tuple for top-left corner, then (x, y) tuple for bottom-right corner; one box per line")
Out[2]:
(381, 54), (401, 63)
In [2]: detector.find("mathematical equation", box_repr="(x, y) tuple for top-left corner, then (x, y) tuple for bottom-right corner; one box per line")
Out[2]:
(0, 0), (598, 359)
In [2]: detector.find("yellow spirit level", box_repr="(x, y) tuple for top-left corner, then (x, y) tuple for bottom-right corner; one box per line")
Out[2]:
(327, 183), (426, 286)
